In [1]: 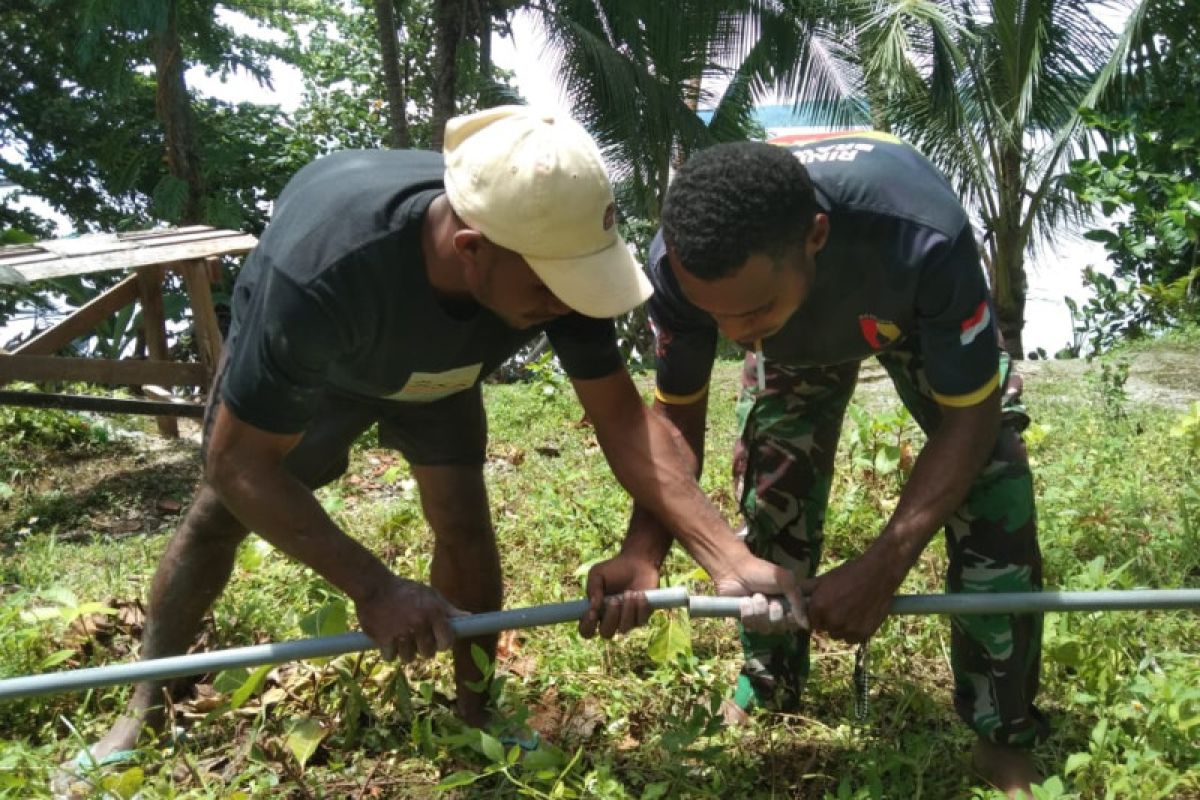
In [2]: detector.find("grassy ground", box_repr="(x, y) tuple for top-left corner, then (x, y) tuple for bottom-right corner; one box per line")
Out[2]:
(1, 333), (1198, 799)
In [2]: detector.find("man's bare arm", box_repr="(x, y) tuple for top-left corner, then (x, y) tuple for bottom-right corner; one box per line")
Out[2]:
(204, 404), (457, 659)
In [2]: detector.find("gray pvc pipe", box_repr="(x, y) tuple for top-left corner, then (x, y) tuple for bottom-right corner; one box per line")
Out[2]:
(2, 587), (1197, 702)
(0, 588), (688, 702)
(687, 588), (1200, 618)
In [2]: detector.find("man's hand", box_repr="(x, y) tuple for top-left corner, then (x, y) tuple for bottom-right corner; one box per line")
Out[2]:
(356, 576), (464, 662)
(580, 552), (661, 639)
(711, 552), (809, 634)
(806, 546), (904, 643)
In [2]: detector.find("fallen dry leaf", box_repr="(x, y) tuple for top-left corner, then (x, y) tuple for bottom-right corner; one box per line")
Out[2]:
(562, 695), (605, 740)
(526, 686), (563, 739)
(182, 683), (224, 713)
(496, 630), (523, 659)
(156, 497), (184, 514)
(504, 655), (538, 679)
(67, 611), (113, 641)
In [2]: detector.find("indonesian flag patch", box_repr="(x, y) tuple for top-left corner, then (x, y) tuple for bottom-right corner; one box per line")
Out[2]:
(960, 300), (991, 346)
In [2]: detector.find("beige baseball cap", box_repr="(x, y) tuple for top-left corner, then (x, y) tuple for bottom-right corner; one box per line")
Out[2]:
(443, 105), (652, 319)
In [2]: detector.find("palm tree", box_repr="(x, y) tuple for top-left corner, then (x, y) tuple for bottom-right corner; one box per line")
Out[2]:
(865, 0), (1155, 357)
(538, 0), (1159, 357)
(536, 0), (868, 222)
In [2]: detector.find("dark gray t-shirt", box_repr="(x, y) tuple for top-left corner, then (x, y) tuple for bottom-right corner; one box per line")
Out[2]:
(649, 133), (999, 407)
(223, 149), (622, 434)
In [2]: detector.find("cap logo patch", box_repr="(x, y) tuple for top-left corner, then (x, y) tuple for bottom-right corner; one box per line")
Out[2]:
(603, 203), (616, 231)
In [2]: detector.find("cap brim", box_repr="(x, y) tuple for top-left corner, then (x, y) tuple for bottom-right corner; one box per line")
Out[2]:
(525, 237), (652, 319)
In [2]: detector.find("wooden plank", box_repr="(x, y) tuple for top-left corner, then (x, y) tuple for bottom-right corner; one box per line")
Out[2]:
(40, 235), (138, 258)
(0, 263), (26, 285)
(12, 274), (141, 356)
(6, 235), (257, 282)
(0, 227), (224, 267)
(0, 227), (236, 265)
(118, 225), (215, 240)
(1, 230), (255, 283)
(0, 354), (209, 387)
(179, 259), (223, 378)
(136, 265), (179, 438)
(115, 228), (232, 247)
(0, 390), (204, 418)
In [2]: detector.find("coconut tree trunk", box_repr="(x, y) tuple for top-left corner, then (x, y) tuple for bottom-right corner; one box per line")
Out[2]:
(151, 0), (204, 223)
(373, 0), (411, 148)
(993, 233), (1028, 358)
(431, 0), (465, 150)
(992, 145), (1029, 358)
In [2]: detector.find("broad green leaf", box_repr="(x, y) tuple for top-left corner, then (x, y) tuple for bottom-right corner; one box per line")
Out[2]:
(641, 782), (671, 800)
(40, 587), (78, 608)
(479, 732), (504, 763)
(284, 717), (328, 769)
(40, 649), (75, 668)
(434, 770), (481, 790)
(522, 745), (565, 772)
(20, 607), (64, 623)
(647, 612), (692, 665)
(214, 664), (272, 709)
(70, 602), (117, 619)
(1063, 752), (1091, 774)
(299, 598), (348, 638)
(231, 664), (273, 709)
(213, 667), (249, 695)
(99, 766), (143, 799)
(470, 643), (494, 678)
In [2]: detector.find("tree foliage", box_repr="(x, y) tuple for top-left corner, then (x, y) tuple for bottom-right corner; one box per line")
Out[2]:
(538, 0), (846, 222)
(537, 0), (1182, 357)
(0, 0), (315, 235)
(0, 0), (322, 346)
(1063, 1), (1200, 352)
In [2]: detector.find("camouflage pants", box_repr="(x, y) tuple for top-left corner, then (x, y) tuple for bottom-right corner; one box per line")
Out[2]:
(732, 346), (1047, 746)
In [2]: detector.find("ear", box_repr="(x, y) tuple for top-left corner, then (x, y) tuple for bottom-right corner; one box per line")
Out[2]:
(452, 228), (486, 265)
(452, 228), (490, 286)
(806, 213), (830, 255)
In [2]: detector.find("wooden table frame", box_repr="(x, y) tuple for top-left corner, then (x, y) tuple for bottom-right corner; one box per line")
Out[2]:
(0, 226), (257, 437)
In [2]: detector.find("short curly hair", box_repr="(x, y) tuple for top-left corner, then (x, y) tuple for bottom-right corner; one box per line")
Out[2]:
(662, 141), (818, 280)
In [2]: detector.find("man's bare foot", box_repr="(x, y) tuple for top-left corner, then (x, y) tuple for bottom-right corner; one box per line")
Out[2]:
(90, 714), (157, 761)
(972, 738), (1042, 799)
(50, 713), (159, 799)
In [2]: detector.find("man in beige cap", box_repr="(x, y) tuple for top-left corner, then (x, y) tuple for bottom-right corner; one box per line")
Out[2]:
(70, 106), (803, 772)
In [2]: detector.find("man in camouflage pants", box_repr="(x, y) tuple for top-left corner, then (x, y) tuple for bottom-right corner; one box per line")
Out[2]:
(583, 137), (1045, 798)
(731, 351), (1042, 741)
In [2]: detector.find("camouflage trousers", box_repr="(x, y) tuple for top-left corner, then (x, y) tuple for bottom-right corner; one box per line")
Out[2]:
(732, 346), (1047, 747)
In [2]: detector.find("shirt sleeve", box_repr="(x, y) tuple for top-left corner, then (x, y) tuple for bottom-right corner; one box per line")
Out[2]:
(220, 268), (354, 433)
(915, 224), (1001, 407)
(545, 313), (623, 380)
(645, 233), (718, 404)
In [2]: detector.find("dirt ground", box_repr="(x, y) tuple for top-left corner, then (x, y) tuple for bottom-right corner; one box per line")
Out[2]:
(856, 343), (1199, 410)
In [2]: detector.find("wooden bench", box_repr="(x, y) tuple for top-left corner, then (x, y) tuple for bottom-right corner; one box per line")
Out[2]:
(0, 226), (257, 437)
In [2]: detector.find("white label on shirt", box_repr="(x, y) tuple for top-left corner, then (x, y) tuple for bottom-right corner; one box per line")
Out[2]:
(382, 363), (483, 402)
(795, 142), (875, 164)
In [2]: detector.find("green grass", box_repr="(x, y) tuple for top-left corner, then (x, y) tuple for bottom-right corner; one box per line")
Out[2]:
(0, 344), (1197, 799)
